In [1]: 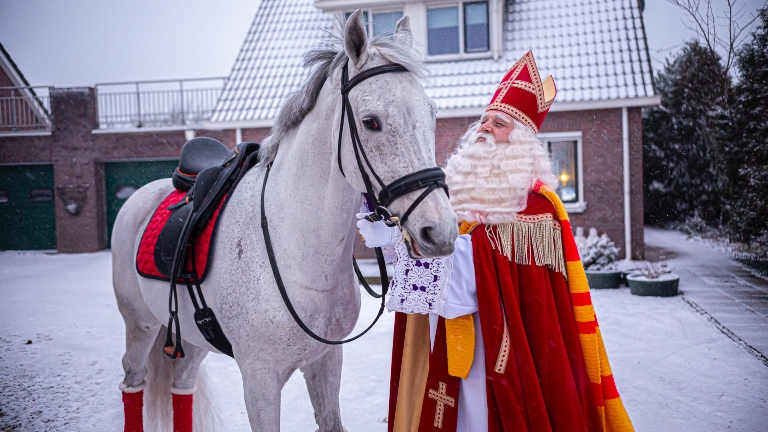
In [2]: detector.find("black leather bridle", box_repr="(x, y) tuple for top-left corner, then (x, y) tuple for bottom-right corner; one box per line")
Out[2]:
(260, 59), (448, 344)
(336, 59), (448, 232)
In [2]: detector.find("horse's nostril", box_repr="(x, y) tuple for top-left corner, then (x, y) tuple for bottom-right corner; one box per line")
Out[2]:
(420, 226), (435, 246)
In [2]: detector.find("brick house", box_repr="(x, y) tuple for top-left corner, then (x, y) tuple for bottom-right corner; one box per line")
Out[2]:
(213, 0), (658, 259)
(0, 0), (657, 258)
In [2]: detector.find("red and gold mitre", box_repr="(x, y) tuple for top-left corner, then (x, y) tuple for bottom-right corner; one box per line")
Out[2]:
(487, 51), (557, 133)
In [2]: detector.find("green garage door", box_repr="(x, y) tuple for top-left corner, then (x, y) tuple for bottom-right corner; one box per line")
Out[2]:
(105, 160), (178, 247)
(0, 164), (56, 250)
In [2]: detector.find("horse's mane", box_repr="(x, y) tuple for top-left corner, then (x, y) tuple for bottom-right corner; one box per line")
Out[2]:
(257, 33), (427, 169)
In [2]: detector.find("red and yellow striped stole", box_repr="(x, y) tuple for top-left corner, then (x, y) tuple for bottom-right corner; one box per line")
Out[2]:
(536, 184), (634, 432)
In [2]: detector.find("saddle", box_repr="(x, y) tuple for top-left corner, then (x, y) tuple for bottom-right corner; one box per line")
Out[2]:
(136, 137), (260, 359)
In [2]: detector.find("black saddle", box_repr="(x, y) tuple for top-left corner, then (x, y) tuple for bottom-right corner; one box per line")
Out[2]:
(157, 138), (260, 359)
(172, 137), (234, 192)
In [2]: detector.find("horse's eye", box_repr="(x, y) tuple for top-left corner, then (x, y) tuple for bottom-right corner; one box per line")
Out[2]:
(362, 117), (381, 131)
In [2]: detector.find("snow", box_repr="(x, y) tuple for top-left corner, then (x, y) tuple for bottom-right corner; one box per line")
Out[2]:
(1, 250), (767, 431)
(626, 273), (680, 282)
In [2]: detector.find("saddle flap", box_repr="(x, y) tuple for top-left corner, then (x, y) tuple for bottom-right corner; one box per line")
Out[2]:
(155, 202), (194, 278)
(193, 166), (225, 212)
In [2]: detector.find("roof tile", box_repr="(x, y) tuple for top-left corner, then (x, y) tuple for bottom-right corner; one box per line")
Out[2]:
(212, 0), (655, 122)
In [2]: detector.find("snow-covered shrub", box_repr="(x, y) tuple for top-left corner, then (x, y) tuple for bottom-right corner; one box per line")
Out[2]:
(580, 228), (620, 271)
(632, 260), (672, 279)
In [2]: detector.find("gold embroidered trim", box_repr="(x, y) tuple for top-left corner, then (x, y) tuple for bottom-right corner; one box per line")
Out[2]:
(485, 213), (566, 277)
(486, 102), (539, 132)
(494, 319), (510, 374)
(488, 51), (555, 116)
(427, 381), (456, 429)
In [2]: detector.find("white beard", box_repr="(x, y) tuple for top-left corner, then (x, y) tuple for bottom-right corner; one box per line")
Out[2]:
(444, 120), (558, 224)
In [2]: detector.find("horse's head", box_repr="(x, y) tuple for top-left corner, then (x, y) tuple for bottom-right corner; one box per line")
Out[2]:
(335, 11), (457, 258)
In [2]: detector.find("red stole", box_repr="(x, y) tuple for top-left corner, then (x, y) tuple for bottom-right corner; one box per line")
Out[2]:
(418, 317), (462, 431)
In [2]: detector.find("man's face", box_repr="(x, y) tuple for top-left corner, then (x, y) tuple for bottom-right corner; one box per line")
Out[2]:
(477, 110), (514, 144)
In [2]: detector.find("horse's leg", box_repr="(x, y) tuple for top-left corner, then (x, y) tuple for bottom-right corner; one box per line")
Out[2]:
(122, 320), (162, 387)
(171, 341), (209, 432)
(119, 318), (162, 432)
(301, 346), (344, 432)
(240, 358), (286, 432)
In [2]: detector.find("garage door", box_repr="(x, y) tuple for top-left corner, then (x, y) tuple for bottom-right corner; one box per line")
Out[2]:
(0, 164), (56, 250)
(105, 160), (178, 247)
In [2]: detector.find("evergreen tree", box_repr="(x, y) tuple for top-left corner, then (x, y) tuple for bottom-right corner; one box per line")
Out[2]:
(726, 6), (768, 247)
(643, 42), (731, 226)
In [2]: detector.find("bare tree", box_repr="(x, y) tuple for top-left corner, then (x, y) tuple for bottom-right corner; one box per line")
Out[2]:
(667, 0), (765, 98)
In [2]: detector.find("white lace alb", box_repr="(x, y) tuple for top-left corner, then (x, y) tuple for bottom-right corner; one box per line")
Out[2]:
(386, 240), (453, 315)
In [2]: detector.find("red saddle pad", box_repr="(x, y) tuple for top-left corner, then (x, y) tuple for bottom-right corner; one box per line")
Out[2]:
(136, 189), (225, 282)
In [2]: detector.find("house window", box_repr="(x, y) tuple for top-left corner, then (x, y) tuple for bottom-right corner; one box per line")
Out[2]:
(373, 11), (404, 36)
(548, 140), (579, 203)
(345, 10), (404, 36)
(427, 7), (460, 55)
(427, 1), (490, 57)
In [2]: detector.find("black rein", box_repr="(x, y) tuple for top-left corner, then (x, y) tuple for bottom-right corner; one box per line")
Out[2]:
(261, 60), (448, 345)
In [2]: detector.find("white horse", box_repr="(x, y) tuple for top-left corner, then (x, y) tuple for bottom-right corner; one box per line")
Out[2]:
(111, 12), (457, 432)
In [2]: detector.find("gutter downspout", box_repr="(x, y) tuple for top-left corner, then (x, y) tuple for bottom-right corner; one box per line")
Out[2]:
(622, 106), (632, 260)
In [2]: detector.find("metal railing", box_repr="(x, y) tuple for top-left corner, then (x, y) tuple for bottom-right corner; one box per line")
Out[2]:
(0, 86), (51, 131)
(95, 77), (227, 129)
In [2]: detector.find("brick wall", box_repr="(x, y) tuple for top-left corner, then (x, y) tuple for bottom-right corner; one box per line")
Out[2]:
(0, 86), (275, 252)
(1, 86), (644, 258)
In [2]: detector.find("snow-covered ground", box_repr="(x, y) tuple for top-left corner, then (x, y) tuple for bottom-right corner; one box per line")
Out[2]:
(1, 250), (767, 431)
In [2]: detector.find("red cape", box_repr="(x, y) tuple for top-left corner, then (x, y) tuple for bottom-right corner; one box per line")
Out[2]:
(388, 194), (602, 432)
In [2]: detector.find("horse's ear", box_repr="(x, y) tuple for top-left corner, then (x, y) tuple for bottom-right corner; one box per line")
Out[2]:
(344, 10), (369, 68)
(394, 15), (413, 48)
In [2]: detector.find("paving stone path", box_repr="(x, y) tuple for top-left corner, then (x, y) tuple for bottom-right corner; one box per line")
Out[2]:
(645, 227), (768, 362)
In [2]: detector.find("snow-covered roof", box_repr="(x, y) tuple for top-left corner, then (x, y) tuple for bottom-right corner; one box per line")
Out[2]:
(211, 0), (656, 123)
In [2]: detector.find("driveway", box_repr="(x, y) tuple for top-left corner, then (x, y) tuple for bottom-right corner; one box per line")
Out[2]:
(645, 227), (768, 360)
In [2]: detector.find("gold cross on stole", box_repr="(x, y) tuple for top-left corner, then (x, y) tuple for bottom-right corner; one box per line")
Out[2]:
(427, 381), (456, 428)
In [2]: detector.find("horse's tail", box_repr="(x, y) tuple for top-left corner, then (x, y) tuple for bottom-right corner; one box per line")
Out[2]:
(144, 328), (218, 432)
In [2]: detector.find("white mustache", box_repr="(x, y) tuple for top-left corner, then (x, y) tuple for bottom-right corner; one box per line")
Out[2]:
(473, 132), (495, 144)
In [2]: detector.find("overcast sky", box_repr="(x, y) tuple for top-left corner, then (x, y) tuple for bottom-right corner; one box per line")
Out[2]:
(0, 0), (765, 88)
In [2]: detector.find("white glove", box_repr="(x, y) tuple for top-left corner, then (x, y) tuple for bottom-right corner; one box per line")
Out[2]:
(356, 212), (401, 248)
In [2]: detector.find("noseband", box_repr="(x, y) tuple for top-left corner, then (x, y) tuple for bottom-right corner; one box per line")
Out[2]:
(261, 59), (448, 345)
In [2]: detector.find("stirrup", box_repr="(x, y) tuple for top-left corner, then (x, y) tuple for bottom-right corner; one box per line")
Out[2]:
(164, 312), (185, 359)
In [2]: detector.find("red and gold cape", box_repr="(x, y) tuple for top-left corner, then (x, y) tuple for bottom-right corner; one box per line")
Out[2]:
(387, 185), (633, 432)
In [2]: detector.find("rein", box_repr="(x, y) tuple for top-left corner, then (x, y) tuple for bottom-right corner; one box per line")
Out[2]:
(261, 59), (448, 345)
(261, 164), (387, 344)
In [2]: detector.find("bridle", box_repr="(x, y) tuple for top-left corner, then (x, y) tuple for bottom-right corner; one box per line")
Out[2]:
(336, 59), (448, 233)
(261, 59), (448, 344)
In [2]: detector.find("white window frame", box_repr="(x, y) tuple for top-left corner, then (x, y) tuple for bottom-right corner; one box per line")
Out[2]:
(425, 0), (493, 62)
(343, 8), (405, 37)
(538, 131), (586, 213)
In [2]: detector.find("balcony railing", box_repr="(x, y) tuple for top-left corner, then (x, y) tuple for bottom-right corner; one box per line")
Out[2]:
(95, 77), (227, 129)
(0, 86), (51, 132)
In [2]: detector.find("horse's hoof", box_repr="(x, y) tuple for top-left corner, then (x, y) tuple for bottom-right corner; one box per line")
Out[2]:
(314, 428), (347, 432)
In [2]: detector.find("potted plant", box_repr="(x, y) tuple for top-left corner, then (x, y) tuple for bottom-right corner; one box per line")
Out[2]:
(627, 258), (679, 297)
(579, 227), (623, 289)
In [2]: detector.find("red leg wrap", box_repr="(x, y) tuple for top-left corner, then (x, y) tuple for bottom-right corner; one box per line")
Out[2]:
(122, 390), (144, 432)
(172, 392), (194, 432)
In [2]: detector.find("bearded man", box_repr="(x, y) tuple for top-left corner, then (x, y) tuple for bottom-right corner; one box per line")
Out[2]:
(358, 51), (633, 432)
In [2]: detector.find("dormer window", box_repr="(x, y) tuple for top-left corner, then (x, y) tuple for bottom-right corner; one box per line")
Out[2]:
(345, 10), (404, 36)
(427, 1), (489, 57)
